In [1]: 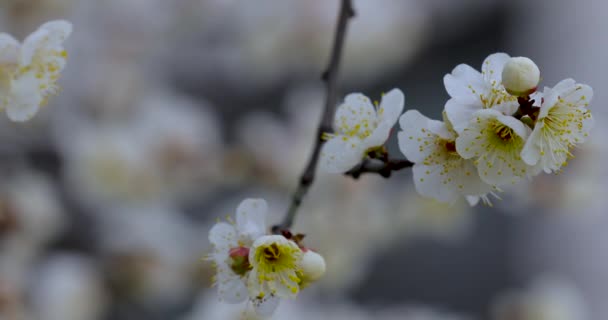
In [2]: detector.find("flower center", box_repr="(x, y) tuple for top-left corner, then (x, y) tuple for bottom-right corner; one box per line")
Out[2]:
(263, 243), (281, 262)
(228, 247), (252, 276)
(494, 124), (514, 142)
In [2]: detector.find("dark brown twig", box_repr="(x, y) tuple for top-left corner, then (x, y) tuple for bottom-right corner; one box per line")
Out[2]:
(273, 0), (355, 233)
(345, 158), (413, 179)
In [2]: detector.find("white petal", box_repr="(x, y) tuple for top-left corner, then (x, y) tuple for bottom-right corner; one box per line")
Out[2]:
(319, 136), (364, 173)
(362, 121), (392, 149)
(520, 123), (543, 166)
(40, 20), (73, 44)
(482, 52), (510, 84)
(333, 93), (376, 135)
(444, 96), (483, 133)
(0, 33), (20, 65)
(443, 64), (486, 99)
(216, 269), (248, 303)
(559, 82), (593, 109)
(377, 88), (404, 125)
(20, 20), (72, 66)
(412, 164), (458, 203)
(6, 71), (42, 122)
(537, 87), (560, 119)
(209, 222), (238, 251)
(21, 28), (50, 66)
(465, 195), (480, 206)
(398, 110), (443, 162)
(551, 78), (576, 94)
(476, 148), (528, 186)
(236, 198), (268, 240)
(252, 295), (280, 317)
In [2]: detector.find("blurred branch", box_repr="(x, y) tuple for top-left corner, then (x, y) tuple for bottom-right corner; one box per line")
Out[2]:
(345, 158), (414, 179)
(273, 0), (355, 233)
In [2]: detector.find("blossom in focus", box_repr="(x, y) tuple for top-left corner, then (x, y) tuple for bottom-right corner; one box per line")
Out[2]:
(208, 198), (320, 317)
(398, 110), (494, 204)
(320, 88), (404, 173)
(455, 109), (533, 186)
(0, 20), (72, 121)
(208, 199), (268, 305)
(248, 235), (302, 309)
(444, 53), (519, 133)
(521, 79), (594, 173)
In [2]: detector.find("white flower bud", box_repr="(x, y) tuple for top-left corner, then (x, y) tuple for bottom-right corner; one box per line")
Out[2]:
(300, 251), (326, 282)
(501, 57), (540, 97)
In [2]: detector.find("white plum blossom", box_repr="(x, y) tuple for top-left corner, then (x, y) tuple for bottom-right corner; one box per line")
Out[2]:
(247, 235), (303, 309)
(444, 53), (519, 133)
(0, 20), (72, 121)
(208, 199), (268, 305)
(492, 275), (589, 320)
(521, 79), (594, 173)
(398, 110), (494, 204)
(320, 88), (404, 173)
(455, 109), (533, 186)
(208, 198), (314, 317)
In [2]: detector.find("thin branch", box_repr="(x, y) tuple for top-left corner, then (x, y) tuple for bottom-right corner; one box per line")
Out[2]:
(273, 0), (355, 233)
(345, 158), (413, 179)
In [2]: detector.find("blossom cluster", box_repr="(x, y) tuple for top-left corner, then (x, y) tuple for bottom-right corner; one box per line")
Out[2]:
(207, 198), (326, 317)
(0, 20), (71, 121)
(320, 53), (594, 205)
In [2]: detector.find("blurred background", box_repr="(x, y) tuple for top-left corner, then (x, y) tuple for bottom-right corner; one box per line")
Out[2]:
(0, 0), (606, 319)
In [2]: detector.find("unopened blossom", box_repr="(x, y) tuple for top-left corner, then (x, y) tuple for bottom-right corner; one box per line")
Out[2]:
(444, 53), (519, 133)
(299, 250), (326, 285)
(398, 110), (494, 204)
(0, 20), (72, 121)
(320, 88), (404, 173)
(208, 199), (268, 305)
(455, 109), (533, 186)
(521, 79), (593, 173)
(501, 57), (540, 97)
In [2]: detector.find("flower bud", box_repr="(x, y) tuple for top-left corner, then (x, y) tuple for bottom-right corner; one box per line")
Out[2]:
(299, 250), (326, 282)
(501, 57), (540, 97)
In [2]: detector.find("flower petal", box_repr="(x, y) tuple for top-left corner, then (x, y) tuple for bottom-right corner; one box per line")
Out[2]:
(319, 135), (364, 173)
(209, 222), (238, 251)
(520, 122), (543, 166)
(21, 20), (72, 66)
(333, 93), (376, 136)
(443, 63), (486, 99)
(444, 96), (483, 134)
(412, 164), (459, 203)
(216, 268), (248, 303)
(398, 110), (442, 163)
(252, 295), (280, 317)
(236, 198), (268, 241)
(377, 88), (404, 125)
(0, 33), (20, 65)
(362, 121), (392, 149)
(482, 52), (510, 84)
(5, 71), (42, 122)
(465, 195), (480, 206)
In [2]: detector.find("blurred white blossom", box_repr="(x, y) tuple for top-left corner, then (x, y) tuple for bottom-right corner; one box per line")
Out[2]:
(30, 254), (107, 320)
(492, 275), (589, 320)
(0, 20), (71, 121)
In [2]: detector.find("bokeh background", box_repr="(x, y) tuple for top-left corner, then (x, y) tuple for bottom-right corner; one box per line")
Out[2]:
(0, 0), (606, 319)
